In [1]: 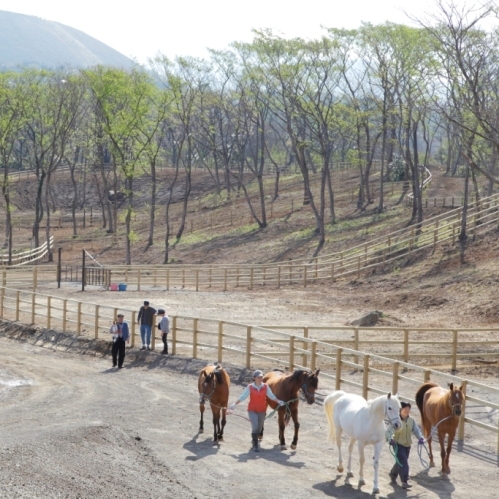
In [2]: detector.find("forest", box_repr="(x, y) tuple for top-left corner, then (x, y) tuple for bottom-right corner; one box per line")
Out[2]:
(0, 2), (498, 265)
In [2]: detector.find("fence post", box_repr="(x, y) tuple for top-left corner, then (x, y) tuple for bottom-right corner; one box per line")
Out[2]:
(362, 355), (370, 399)
(47, 296), (51, 329)
(95, 305), (99, 339)
(196, 269), (199, 292)
(311, 341), (317, 371)
(0, 284), (4, 318)
(171, 316), (177, 355)
(423, 370), (431, 382)
(303, 266), (307, 288)
(77, 302), (82, 335)
(246, 326), (252, 368)
(458, 380), (467, 442)
(33, 266), (38, 291)
(335, 348), (342, 390)
(403, 330), (409, 362)
(131, 311), (136, 347)
(224, 268), (227, 292)
(353, 328), (359, 366)
(166, 269), (170, 291)
(31, 293), (35, 324)
(250, 268), (254, 290)
(154, 269), (157, 287)
(302, 327), (309, 367)
(193, 318), (198, 359)
(15, 291), (20, 321)
(151, 322), (156, 351)
(451, 330), (458, 373)
(218, 321), (223, 363)
(392, 362), (399, 395)
(289, 335), (295, 371)
(137, 270), (141, 291)
(277, 266), (281, 289)
(63, 300), (67, 332)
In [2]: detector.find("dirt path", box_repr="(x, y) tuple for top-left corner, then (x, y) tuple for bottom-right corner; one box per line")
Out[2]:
(1, 335), (497, 499)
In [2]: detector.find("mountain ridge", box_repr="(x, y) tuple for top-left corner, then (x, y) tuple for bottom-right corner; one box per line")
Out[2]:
(0, 10), (135, 69)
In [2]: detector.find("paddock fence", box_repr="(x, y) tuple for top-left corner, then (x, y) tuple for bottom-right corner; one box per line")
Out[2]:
(0, 236), (53, 266)
(0, 285), (497, 454)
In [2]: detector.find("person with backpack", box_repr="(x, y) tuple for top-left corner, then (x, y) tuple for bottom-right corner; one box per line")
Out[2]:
(157, 309), (170, 355)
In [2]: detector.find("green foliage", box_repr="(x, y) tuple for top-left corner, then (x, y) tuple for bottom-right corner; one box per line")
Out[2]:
(388, 156), (406, 182)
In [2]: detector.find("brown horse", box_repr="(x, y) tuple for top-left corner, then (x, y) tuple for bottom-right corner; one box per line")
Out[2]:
(261, 369), (320, 450)
(198, 364), (230, 443)
(415, 381), (464, 474)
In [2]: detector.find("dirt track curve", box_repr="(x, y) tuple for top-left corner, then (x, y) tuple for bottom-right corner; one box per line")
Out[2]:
(1, 332), (497, 499)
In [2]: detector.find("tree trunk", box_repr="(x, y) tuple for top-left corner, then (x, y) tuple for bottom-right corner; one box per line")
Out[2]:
(147, 159), (157, 247)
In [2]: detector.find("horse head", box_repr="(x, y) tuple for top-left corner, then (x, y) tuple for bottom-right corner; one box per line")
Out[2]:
(385, 392), (402, 430)
(448, 383), (464, 416)
(301, 369), (320, 405)
(199, 371), (217, 404)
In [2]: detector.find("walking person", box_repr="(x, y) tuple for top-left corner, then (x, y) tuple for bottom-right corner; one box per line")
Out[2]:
(229, 370), (284, 452)
(137, 300), (156, 350)
(389, 401), (425, 489)
(109, 313), (129, 369)
(157, 309), (170, 355)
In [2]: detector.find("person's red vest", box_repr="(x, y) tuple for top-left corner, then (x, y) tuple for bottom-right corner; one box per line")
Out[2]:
(248, 384), (268, 412)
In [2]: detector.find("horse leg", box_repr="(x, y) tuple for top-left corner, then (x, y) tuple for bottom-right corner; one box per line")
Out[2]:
(426, 422), (434, 467)
(290, 408), (300, 450)
(335, 428), (344, 473)
(278, 408), (287, 450)
(218, 409), (226, 441)
(199, 403), (205, 434)
(445, 431), (455, 474)
(212, 408), (220, 443)
(346, 437), (356, 477)
(438, 430), (447, 474)
(372, 441), (383, 494)
(357, 441), (366, 487)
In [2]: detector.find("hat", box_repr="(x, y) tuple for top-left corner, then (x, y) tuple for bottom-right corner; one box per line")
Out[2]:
(253, 370), (264, 378)
(401, 402), (411, 409)
(157, 309), (165, 314)
(117, 314), (124, 317)
(144, 301), (150, 305)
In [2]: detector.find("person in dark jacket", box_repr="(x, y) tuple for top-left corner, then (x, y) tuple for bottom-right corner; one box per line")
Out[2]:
(229, 370), (284, 452)
(389, 401), (424, 489)
(137, 301), (156, 350)
(109, 313), (129, 368)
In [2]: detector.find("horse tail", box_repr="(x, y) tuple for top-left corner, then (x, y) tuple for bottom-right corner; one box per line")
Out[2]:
(324, 391), (345, 442)
(415, 382), (437, 433)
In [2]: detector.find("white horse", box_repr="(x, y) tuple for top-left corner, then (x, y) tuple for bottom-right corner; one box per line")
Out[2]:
(324, 390), (401, 495)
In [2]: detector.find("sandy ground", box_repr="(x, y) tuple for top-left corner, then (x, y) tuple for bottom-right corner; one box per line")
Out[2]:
(1, 329), (498, 499)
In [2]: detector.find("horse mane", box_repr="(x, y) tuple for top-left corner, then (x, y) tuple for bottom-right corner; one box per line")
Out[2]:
(367, 393), (399, 417)
(213, 368), (224, 384)
(415, 382), (438, 431)
(289, 369), (311, 383)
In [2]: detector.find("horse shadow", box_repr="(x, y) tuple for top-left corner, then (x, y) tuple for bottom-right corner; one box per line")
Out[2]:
(230, 444), (306, 468)
(182, 433), (223, 461)
(313, 476), (384, 498)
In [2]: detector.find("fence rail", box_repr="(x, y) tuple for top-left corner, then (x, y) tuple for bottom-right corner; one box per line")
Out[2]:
(0, 285), (497, 454)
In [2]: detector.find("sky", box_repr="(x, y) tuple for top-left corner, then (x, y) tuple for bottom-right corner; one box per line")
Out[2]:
(0, 0), (490, 64)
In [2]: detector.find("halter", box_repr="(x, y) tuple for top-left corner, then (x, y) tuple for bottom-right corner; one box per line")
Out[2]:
(384, 402), (401, 428)
(301, 374), (316, 400)
(448, 397), (462, 415)
(200, 374), (217, 404)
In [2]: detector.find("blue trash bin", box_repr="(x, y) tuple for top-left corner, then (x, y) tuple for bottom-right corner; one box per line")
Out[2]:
(118, 283), (127, 292)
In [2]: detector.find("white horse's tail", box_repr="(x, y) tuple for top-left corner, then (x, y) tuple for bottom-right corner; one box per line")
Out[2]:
(324, 391), (345, 442)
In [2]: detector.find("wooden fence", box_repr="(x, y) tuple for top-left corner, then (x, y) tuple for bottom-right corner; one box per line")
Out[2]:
(0, 236), (53, 266)
(0, 285), (497, 453)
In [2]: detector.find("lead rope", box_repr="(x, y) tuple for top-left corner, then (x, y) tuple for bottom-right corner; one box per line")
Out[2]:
(417, 414), (455, 468)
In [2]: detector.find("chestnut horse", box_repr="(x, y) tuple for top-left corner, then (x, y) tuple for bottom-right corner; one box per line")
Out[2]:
(260, 369), (320, 450)
(415, 382), (464, 474)
(198, 364), (230, 443)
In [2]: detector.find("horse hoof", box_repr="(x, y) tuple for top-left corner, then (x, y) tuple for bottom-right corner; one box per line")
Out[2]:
(429, 462), (435, 468)
(258, 436), (263, 441)
(280, 445), (287, 451)
(199, 429), (204, 434)
(337, 466), (344, 473)
(218, 437), (224, 442)
(358, 479), (366, 487)
(290, 444), (297, 450)
(346, 472), (354, 478)
(373, 488), (380, 495)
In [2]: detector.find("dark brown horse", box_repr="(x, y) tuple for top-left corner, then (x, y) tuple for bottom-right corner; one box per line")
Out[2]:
(261, 369), (320, 450)
(415, 381), (464, 474)
(198, 364), (230, 443)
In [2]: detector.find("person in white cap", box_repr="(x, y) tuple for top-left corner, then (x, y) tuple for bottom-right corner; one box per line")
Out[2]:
(229, 370), (284, 452)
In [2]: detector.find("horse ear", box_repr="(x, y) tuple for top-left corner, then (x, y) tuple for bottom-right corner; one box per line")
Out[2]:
(448, 382), (454, 390)
(459, 384), (464, 391)
(315, 369), (320, 376)
(387, 392), (392, 399)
